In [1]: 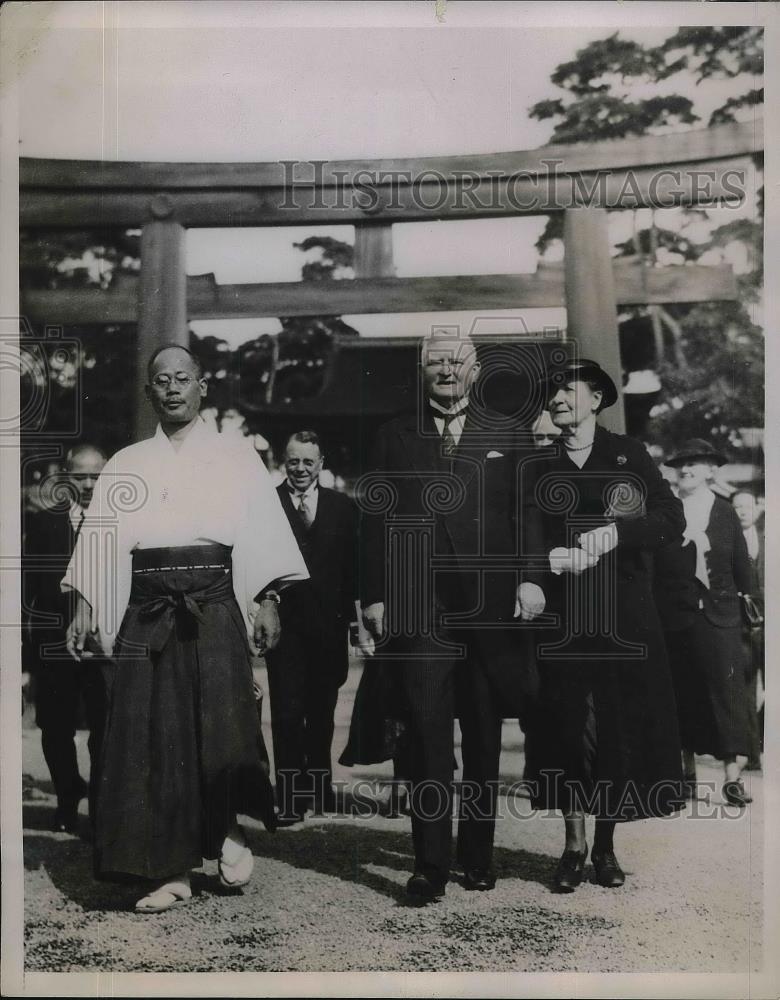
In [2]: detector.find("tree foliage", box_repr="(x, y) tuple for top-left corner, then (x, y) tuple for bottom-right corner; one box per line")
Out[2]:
(529, 27), (763, 458)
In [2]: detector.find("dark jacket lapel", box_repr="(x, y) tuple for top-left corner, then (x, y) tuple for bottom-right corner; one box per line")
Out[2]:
(397, 409), (446, 476)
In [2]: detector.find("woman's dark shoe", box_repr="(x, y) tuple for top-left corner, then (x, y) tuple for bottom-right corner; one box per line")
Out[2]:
(723, 780), (753, 807)
(591, 848), (625, 888)
(553, 845), (587, 893)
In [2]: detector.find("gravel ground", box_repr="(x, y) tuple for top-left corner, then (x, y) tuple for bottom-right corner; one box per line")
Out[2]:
(21, 664), (764, 975)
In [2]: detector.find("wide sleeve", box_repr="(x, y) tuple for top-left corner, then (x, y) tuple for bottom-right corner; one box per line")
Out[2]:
(231, 443), (309, 632)
(614, 440), (685, 551)
(60, 454), (134, 650)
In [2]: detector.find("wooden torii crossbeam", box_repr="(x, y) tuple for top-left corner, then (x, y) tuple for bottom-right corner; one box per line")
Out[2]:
(22, 261), (738, 325)
(19, 117), (762, 439)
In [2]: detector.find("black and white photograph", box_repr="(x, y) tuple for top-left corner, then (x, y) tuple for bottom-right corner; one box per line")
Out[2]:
(0, 1), (776, 996)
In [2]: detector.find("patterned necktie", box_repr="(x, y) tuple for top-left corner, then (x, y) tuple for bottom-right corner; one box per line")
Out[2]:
(440, 412), (459, 457)
(297, 493), (313, 530)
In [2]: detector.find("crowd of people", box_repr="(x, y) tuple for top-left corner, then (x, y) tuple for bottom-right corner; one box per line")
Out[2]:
(21, 336), (765, 912)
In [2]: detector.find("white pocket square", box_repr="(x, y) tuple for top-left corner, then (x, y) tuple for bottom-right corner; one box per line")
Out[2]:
(486, 450), (504, 458)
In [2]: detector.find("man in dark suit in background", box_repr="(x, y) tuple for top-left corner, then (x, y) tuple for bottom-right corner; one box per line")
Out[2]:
(22, 443), (107, 833)
(265, 430), (359, 822)
(360, 331), (545, 901)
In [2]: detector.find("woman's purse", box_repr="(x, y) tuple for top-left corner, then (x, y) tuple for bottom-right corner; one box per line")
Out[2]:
(738, 592), (764, 630)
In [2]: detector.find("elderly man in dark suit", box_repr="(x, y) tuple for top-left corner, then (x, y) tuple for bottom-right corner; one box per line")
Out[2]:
(22, 443), (107, 833)
(265, 430), (360, 822)
(360, 331), (545, 901)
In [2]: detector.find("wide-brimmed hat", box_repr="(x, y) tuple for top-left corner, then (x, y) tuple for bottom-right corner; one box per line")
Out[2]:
(541, 358), (619, 410)
(665, 438), (727, 467)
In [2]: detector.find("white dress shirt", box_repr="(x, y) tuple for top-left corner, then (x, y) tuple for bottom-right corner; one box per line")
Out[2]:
(69, 503), (86, 533)
(429, 396), (470, 448)
(62, 419), (309, 648)
(286, 479), (319, 522)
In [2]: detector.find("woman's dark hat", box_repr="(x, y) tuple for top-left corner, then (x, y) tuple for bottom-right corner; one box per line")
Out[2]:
(665, 438), (727, 467)
(541, 358), (619, 409)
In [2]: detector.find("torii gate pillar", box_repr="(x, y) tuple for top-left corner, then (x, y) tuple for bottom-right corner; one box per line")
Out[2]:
(563, 207), (626, 434)
(135, 217), (188, 441)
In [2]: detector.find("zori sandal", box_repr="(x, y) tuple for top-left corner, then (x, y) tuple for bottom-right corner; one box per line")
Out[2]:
(218, 840), (254, 888)
(135, 876), (192, 913)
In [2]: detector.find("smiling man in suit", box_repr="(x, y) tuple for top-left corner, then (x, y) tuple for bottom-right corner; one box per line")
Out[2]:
(265, 430), (359, 822)
(22, 443), (107, 833)
(359, 331), (545, 901)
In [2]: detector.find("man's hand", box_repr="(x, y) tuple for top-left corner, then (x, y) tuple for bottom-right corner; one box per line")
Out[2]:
(516, 582), (546, 621)
(549, 547), (600, 576)
(578, 523), (618, 559)
(362, 602), (385, 641)
(352, 618), (376, 656)
(253, 600), (282, 655)
(65, 594), (94, 660)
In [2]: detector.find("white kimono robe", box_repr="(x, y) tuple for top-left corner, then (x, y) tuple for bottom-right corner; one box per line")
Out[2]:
(62, 418), (309, 651)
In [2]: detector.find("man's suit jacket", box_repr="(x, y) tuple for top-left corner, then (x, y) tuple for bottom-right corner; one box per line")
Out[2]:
(360, 406), (541, 629)
(275, 483), (358, 685)
(22, 508), (80, 667)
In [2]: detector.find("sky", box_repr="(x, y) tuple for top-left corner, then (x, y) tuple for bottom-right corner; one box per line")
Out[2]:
(10, 2), (763, 347)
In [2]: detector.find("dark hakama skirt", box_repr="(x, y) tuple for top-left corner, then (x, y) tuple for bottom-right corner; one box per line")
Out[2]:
(667, 614), (751, 759)
(95, 544), (276, 881)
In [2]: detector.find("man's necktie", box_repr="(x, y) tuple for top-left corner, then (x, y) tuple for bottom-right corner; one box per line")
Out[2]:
(73, 510), (85, 542)
(440, 412), (458, 457)
(297, 494), (313, 530)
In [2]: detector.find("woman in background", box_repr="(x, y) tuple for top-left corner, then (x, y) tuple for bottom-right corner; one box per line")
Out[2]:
(664, 440), (754, 807)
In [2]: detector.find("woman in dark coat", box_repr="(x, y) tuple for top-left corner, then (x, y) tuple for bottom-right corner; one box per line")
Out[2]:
(523, 359), (685, 893)
(664, 441), (755, 807)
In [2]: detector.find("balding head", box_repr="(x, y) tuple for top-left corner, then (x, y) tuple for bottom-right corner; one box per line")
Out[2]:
(66, 444), (107, 508)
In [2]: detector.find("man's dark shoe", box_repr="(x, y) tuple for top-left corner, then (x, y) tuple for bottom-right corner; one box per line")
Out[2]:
(723, 780), (753, 807)
(553, 846), (587, 893)
(590, 849), (625, 888)
(463, 868), (496, 891)
(406, 872), (446, 902)
(52, 807), (79, 834)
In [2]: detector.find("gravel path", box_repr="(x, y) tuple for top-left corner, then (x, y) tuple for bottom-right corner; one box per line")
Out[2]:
(21, 665), (764, 975)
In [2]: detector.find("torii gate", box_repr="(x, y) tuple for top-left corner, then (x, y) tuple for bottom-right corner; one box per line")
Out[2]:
(19, 118), (761, 440)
